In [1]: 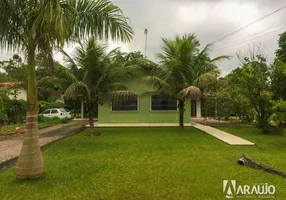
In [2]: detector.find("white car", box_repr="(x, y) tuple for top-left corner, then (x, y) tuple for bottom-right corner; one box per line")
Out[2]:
(42, 108), (71, 120)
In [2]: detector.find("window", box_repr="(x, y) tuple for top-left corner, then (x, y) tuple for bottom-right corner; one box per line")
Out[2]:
(151, 95), (177, 111)
(51, 109), (58, 113)
(112, 95), (138, 111)
(42, 109), (50, 114)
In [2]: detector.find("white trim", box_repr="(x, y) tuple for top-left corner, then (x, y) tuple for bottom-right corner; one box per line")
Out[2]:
(150, 95), (178, 111)
(111, 95), (139, 112)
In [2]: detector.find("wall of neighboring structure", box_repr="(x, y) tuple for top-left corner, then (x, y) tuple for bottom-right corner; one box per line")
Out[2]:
(8, 89), (27, 101)
(98, 79), (191, 124)
(196, 100), (201, 118)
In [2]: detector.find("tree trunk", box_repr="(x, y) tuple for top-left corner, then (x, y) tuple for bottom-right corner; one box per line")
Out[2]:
(73, 101), (76, 119)
(88, 103), (100, 136)
(89, 116), (95, 135)
(16, 47), (44, 179)
(178, 100), (185, 130)
(81, 99), (84, 119)
(257, 110), (271, 133)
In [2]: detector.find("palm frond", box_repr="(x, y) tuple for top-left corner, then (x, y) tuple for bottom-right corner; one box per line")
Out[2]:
(140, 90), (159, 97)
(199, 43), (212, 56)
(210, 55), (231, 63)
(106, 47), (121, 58)
(197, 70), (220, 87)
(40, 76), (64, 90)
(178, 86), (201, 100)
(70, 0), (133, 42)
(142, 76), (168, 88)
(54, 64), (78, 85)
(111, 90), (137, 103)
(0, 0), (26, 50)
(32, 0), (74, 46)
(134, 58), (158, 71)
(64, 81), (91, 100)
(57, 46), (77, 70)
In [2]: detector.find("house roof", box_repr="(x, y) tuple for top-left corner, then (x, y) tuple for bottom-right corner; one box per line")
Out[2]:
(0, 82), (24, 90)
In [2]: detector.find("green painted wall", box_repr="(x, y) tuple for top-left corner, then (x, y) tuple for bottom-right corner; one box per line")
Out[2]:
(98, 78), (191, 124)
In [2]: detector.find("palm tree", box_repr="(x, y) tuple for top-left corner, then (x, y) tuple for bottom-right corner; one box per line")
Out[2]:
(56, 38), (137, 135)
(143, 34), (229, 130)
(0, 0), (133, 179)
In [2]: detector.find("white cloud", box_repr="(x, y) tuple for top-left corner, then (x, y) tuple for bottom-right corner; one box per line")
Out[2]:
(1, 0), (286, 76)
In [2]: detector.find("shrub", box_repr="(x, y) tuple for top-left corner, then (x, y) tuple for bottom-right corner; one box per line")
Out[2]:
(4, 99), (26, 124)
(271, 100), (286, 128)
(60, 118), (69, 123)
(38, 114), (45, 122)
(260, 124), (284, 135)
(38, 114), (69, 127)
(50, 116), (61, 122)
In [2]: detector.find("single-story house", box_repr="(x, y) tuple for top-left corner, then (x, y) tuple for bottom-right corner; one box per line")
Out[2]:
(0, 82), (27, 101)
(98, 78), (201, 124)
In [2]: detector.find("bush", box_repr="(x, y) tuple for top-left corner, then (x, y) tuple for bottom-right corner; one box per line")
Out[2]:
(60, 118), (69, 123)
(271, 100), (286, 128)
(4, 99), (26, 124)
(38, 115), (65, 124)
(38, 114), (45, 122)
(49, 116), (61, 122)
(260, 124), (284, 135)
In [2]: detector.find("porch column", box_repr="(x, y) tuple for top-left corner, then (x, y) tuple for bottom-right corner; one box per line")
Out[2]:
(81, 99), (84, 119)
(196, 100), (201, 118)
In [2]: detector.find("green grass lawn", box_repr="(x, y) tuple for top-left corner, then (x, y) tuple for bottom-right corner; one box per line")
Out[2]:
(0, 127), (286, 200)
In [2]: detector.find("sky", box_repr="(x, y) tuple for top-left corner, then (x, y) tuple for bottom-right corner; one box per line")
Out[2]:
(1, 0), (286, 76)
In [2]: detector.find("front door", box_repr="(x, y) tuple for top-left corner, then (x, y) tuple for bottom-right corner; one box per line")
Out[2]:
(191, 100), (197, 117)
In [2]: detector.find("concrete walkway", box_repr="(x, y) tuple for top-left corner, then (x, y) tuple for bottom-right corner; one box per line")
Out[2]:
(192, 117), (253, 127)
(0, 120), (86, 171)
(192, 123), (255, 146)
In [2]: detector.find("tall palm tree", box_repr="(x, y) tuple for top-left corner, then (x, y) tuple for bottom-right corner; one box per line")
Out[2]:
(56, 38), (137, 135)
(0, 0), (133, 179)
(143, 34), (229, 129)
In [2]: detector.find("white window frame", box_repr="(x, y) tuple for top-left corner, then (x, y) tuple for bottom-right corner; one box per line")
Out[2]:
(150, 95), (178, 111)
(111, 95), (139, 112)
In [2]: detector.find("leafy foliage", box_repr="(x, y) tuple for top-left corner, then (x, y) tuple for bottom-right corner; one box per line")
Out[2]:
(204, 76), (255, 122)
(0, 54), (27, 85)
(0, 0), (133, 178)
(271, 60), (286, 100)
(275, 31), (286, 62)
(38, 115), (68, 124)
(4, 99), (26, 124)
(271, 100), (286, 128)
(222, 54), (277, 133)
(143, 34), (229, 129)
(56, 39), (138, 135)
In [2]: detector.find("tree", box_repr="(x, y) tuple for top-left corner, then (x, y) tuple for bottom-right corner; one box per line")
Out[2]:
(56, 39), (137, 135)
(271, 60), (286, 100)
(0, 0), (133, 179)
(206, 77), (255, 123)
(228, 55), (274, 132)
(143, 34), (229, 129)
(275, 31), (286, 62)
(0, 54), (27, 85)
(271, 99), (286, 129)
